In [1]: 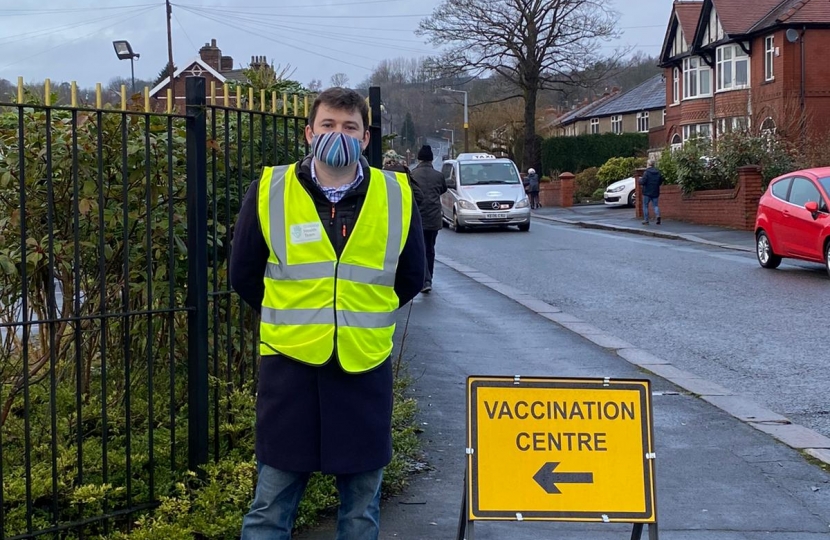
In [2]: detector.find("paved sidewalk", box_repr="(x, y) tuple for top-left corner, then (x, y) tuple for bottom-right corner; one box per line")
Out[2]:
(533, 205), (755, 253)
(298, 265), (830, 540)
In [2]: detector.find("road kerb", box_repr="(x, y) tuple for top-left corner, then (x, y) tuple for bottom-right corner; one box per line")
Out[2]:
(532, 213), (754, 253)
(434, 253), (830, 467)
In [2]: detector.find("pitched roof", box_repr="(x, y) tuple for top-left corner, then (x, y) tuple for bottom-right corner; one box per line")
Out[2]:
(589, 75), (666, 117)
(750, 0), (830, 32)
(149, 58), (227, 97)
(711, 0), (790, 34)
(552, 91), (621, 127)
(676, 1), (705, 41)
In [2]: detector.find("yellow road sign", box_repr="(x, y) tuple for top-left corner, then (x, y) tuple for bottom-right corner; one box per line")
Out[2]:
(467, 376), (656, 522)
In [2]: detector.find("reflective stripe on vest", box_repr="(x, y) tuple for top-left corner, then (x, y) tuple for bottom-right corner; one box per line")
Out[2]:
(256, 164), (411, 372)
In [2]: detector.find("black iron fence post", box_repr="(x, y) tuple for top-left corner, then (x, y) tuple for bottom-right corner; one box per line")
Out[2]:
(186, 76), (209, 470)
(368, 86), (382, 168)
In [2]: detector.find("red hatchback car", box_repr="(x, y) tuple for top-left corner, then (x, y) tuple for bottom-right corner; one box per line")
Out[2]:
(755, 167), (830, 277)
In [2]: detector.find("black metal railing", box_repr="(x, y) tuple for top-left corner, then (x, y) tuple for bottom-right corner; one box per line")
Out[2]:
(0, 76), (373, 539)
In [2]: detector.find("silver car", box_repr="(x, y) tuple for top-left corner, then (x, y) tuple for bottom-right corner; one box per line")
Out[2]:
(440, 153), (531, 232)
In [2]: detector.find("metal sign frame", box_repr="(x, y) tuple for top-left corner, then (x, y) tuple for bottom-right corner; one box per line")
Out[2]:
(458, 375), (659, 540)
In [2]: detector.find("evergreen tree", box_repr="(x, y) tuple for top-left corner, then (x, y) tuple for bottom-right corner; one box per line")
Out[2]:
(153, 62), (176, 87)
(401, 112), (416, 149)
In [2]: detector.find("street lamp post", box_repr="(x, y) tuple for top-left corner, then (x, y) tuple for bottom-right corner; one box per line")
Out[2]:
(437, 87), (469, 152)
(112, 40), (140, 95)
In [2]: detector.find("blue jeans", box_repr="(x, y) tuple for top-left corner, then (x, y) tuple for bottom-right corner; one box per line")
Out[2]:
(241, 463), (383, 540)
(643, 195), (660, 222)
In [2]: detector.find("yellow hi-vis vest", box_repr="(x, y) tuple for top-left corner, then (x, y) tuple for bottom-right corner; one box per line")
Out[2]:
(256, 163), (413, 373)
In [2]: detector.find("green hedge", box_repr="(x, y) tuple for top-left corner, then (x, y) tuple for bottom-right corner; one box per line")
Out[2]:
(541, 133), (648, 175)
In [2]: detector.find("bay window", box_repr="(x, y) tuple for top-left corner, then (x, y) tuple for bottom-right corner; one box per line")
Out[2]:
(716, 44), (749, 91)
(682, 123), (712, 141)
(683, 57), (711, 98)
(672, 67), (680, 104)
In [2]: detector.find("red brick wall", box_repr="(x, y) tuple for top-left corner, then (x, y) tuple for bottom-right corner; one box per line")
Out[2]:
(538, 173), (575, 207)
(635, 166), (763, 230)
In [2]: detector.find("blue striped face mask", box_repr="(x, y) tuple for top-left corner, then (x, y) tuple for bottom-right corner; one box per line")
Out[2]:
(311, 131), (363, 168)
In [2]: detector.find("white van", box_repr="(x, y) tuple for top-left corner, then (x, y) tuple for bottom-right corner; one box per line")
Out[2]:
(440, 153), (531, 232)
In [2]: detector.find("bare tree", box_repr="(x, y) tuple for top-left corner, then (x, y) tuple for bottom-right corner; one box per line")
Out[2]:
(330, 73), (350, 88)
(419, 0), (623, 169)
(308, 79), (323, 93)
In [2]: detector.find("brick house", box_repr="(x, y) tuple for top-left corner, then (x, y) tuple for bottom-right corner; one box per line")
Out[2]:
(653, 0), (830, 150)
(149, 38), (265, 110)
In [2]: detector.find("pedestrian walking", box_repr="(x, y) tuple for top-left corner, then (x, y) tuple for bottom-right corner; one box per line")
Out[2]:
(409, 145), (448, 293)
(640, 159), (664, 225)
(231, 87), (426, 540)
(382, 150), (424, 210)
(526, 168), (541, 209)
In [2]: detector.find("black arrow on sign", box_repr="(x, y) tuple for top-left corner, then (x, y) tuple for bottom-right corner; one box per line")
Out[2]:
(533, 462), (594, 494)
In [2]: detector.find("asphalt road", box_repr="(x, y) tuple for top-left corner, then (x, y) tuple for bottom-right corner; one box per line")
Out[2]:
(434, 217), (830, 438)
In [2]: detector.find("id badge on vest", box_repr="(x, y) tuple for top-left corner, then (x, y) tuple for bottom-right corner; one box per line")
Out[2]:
(289, 222), (323, 244)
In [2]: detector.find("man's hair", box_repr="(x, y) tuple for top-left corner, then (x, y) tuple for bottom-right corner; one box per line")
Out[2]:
(647, 159), (655, 167)
(308, 87), (370, 132)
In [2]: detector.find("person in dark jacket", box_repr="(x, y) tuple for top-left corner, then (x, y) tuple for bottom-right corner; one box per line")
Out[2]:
(232, 88), (425, 540)
(409, 145), (447, 293)
(526, 168), (541, 209)
(382, 150), (424, 208)
(640, 159), (664, 225)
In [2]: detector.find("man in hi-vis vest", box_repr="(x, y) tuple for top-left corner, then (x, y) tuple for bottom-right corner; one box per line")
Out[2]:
(232, 87), (426, 540)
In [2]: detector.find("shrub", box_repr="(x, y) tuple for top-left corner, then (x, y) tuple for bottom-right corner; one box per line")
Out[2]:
(597, 157), (646, 185)
(657, 148), (678, 184)
(541, 132), (648, 175)
(592, 187), (606, 201)
(574, 167), (601, 200)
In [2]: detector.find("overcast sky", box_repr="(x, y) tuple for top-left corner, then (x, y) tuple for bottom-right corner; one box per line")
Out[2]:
(1, 0), (672, 89)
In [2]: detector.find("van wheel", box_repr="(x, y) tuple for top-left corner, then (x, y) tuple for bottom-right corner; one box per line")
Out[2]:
(756, 231), (781, 269)
(453, 210), (467, 233)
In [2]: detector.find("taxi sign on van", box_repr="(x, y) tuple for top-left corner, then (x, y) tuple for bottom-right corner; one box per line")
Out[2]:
(457, 153), (496, 160)
(466, 376), (656, 523)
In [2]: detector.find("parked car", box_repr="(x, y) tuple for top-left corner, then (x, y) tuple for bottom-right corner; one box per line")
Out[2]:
(754, 167), (830, 277)
(604, 177), (636, 207)
(440, 153), (531, 232)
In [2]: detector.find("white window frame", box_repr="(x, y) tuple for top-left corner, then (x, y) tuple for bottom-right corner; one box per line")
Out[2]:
(590, 118), (599, 134)
(672, 67), (680, 104)
(682, 123), (712, 141)
(716, 44), (750, 92)
(683, 56), (712, 99)
(637, 111), (650, 132)
(611, 115), (623, 134)
(670, 133), (682, 150)
(716, 117), (750, 136)
(765, 36), (775, 81)
(662, 109), (666, 125)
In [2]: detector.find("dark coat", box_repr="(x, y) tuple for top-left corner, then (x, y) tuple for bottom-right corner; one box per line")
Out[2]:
(409, 162), (448, 231)
(230, 156), (426, 474)
(526, 173), (540, 192)
(640, 167), (664, 198)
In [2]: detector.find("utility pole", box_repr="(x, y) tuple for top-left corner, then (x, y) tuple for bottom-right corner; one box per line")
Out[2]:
(166, 0), (175, 110)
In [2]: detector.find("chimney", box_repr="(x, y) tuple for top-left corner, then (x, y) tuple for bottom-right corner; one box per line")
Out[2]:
(220, 55), (234, 72)
(199, 38), (221, 71)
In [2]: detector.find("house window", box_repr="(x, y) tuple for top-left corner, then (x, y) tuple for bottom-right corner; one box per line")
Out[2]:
(765, 36), (775, 81)
(662, 109), (666, 125)
(716, 117), (750, 135)
(670, 133), (682, 150)
(716, 44), (749, 91)
(683, 57), (711, 98)
(611, 115), (623, 134)
(682, 123), (712, 141)
(590, 118), (599, 134)
(672, 68), (680, 104)
(637, 112), (650, 132)
(760, 117), (776, 136)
